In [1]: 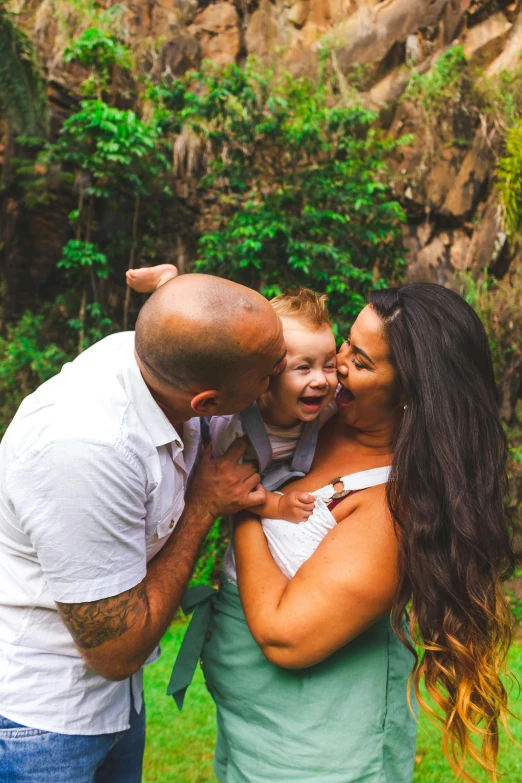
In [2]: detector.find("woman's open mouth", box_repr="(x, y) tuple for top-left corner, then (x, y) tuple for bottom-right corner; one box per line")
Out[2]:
(336, 386), (355, 410)
(298, 395), (325, 412)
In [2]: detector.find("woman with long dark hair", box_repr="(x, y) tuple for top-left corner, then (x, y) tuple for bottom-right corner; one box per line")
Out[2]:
(197, 283), (517, 782)
(371, 285), (516, 776)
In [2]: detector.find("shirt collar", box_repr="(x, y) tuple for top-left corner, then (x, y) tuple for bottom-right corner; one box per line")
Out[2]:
(118, 333), (187, 450)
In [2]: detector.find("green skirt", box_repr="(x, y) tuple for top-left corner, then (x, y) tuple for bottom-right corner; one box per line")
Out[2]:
(200, 580), (418, 783)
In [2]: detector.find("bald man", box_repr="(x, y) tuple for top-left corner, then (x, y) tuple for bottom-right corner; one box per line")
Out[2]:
(0, 275), (286, 783)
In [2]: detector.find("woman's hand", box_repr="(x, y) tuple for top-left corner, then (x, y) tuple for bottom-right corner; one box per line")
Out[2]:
(234, 485), (399, 669)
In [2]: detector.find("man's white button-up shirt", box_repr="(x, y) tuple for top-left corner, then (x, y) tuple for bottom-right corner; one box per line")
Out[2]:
(0, 332), (201, 734)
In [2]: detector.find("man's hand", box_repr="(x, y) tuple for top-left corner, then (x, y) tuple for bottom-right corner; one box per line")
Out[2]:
(277, 491), (316, 523)
(187, 438), (266, 517)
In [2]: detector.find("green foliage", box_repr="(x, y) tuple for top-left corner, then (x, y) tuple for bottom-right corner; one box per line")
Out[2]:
(14, 85), (171, 215)
(68, 302), (119, 352)
(476, 68), (522, 132)
(497, 120), (522, 241)
(40, 97), (170, 343)
(190, 518), (229, 587)
(10, 46), (173, 359)
(460, 269), (522, 524)
(0, 310), (72, 435)
(460, 268), (522, 400)
(142, 78), (186, 135)
(405, 46), (469, 119)
(6, 20), (179, 374)
(507, 591), (522, 624)
(0, 4), (48, 133)
(48, 0), (129, 57)
(58, 239), (110, 280)
(12, 136), (57, 208)
(404, 48), (522, 243)
(345, 62), (374, 92)
(168, 58), (406, 335)
(64, 27), (132, 99)
(64, 27), (132, 73)
(510, 442), (522, 465)
(403, 46), (477, 154)
(54, 100), (170, 199)
(56, 239), (118, 350)
(2, 48), (408, 429)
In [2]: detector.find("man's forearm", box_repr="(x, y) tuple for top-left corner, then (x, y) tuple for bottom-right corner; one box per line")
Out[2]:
(64, 497), (215, 681)
(142, 497), (215, 648)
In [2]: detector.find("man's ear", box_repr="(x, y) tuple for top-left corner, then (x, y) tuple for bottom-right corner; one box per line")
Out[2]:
(190, 390), (222, 416)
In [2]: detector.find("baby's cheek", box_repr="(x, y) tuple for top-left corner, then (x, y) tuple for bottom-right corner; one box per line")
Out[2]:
(328, 374), (339, 391)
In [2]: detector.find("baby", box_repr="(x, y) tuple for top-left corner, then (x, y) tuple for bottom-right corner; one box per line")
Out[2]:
(127, 265), (338, 528)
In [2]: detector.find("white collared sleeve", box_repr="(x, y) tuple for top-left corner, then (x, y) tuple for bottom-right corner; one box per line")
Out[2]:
(7, 439), (148, 603)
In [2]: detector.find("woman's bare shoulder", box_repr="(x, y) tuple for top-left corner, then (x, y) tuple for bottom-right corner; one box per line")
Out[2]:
(299, 484), (399, 603)
(343, 482), (396, 547)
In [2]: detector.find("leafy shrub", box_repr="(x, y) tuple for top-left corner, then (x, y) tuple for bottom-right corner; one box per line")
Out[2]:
(460, 270), (522, 535)
(460, 268), (522, 424)
(58, 239), (110, 280)
(497, 121), (522, 241)
(64, 27), (132, 100)
(53, 100), (169, 199)
(405, 46), (469, 118)
(476, 67), (522, 133)
(0, 310), (72, 436)
(64, 27), (132, 73)
(190, 518), (230, 587)
(506, 569), (522, 625)
(164, 58), (407, 337)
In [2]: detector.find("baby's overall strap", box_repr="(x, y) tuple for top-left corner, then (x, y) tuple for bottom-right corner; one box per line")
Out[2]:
(239, 402), (272, 472)
(167, 584), (217, 710)
(200, 416), (211, 448)
(290, 417), (320, 474)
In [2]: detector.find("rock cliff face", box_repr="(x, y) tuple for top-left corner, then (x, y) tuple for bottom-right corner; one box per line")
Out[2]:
(32, 1), (520, 79)
(3, 0), (522, 303)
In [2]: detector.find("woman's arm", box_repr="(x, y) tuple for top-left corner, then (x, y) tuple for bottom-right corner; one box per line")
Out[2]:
(234, 485), (399, 669)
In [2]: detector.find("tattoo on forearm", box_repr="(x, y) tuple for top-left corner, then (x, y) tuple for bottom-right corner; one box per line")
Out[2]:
(57, 582), (147, 649)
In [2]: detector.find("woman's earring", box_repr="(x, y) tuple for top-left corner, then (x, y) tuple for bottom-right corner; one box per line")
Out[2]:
(403, 405), (408, 410)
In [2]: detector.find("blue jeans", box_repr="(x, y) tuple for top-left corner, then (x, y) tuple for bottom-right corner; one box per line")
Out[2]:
(0, 699), (145, 782)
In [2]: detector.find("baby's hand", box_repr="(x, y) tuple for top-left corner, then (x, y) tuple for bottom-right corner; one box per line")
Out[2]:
(278, 491), (316, 523)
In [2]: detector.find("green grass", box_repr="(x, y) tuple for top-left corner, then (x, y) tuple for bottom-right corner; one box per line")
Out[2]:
(143, 621), (216, 783)
(412, 640), (522, 783)
(144, 627), (522, 783)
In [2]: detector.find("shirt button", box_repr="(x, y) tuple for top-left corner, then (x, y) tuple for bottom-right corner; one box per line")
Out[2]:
(174, 439), (182, 448)
(169, 519), (175, 529)
(205, 631), (212, 642)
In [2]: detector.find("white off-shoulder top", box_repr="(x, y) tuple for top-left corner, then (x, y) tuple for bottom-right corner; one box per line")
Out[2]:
(224, 465), (392, 584)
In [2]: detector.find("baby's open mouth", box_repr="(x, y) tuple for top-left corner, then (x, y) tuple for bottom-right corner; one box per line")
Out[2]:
(299, 395), (325, 410)
(336, 386), (355, 409)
